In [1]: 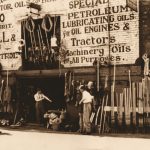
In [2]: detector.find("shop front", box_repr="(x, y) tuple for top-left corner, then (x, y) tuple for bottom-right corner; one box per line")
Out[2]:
(0, 64), (144, 134)
(1, 0), (150, 134)
(14, 68), (97, 131)
(17, 76), (65, 122)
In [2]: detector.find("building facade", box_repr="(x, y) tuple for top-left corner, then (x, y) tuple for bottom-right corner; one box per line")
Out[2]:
(0, 0), (149, 133)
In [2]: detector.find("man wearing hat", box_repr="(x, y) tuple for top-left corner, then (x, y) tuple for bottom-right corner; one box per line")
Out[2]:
(34, 88), (52, 125)
(79, 85), (94, 134)
(87, 81), (97, 111)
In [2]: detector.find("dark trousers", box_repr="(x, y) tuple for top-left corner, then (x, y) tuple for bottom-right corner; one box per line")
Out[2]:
(3, 101), (13, 113)
(35, 101), (44, 124)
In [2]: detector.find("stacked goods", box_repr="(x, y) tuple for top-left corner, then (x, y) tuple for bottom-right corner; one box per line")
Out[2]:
(96, 53), (150, 134)
(44, 111), (62, 130)
(98, 78), (150, 133)
(117, 92), (123, 131)
(96, 81), (137, 134)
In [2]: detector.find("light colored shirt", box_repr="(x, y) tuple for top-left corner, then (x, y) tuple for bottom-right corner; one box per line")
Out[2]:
(81, 90), (93, 104)
(34, 93), (50, 102)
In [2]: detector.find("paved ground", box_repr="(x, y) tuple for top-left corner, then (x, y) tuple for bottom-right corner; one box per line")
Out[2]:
(0, 128), (150, 150)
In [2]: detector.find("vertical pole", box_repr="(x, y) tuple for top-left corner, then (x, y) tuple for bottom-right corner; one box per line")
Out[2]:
(97, 58), (100, 92)
(107, 0), (112, 132)
(6, 70), (9, 88)
(23, 21), (27, 59)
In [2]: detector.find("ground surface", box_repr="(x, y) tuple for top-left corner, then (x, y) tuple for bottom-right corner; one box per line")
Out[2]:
(0, 128), (150, 150)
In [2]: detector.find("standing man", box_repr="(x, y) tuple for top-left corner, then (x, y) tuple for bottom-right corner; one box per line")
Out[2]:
(75, 82), (83, 133)
(79, 85), (94, 134)
(87, 81), (97, 112)
(34, 88), (52, 125)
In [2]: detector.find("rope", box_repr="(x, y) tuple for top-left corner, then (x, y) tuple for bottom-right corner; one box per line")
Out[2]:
(37, 30), (41, 48)
(53, 15), (58, 36)
(59, 57), (61, 77)
(29, 28), (33, 48)
(41, 14), (53, 32)
(38, 25), (44, 45)
(25, 16), (35, 33)
(32, 29), (36, 47)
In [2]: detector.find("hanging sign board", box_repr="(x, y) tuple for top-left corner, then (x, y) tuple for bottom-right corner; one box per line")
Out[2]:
(0, 0), (23, 70)
(0, 0), (66, 70)
(61, 0), (139, 67)
(0, 0), (139, 69)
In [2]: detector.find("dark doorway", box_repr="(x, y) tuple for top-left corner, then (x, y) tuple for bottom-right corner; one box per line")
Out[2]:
(18, 76), (65, 123)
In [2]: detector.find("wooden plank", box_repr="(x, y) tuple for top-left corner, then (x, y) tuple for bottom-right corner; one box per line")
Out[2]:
(132, 82), (137, 126)
(1, 65), (142, 80)
(99, 66), (141, 76)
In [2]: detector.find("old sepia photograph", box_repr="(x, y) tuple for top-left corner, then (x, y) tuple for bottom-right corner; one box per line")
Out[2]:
(0, 0), (150, 149)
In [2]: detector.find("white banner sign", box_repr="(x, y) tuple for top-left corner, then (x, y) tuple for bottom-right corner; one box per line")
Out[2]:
(0, 0), (139, 69)
(0, 0), (66, 70)
(0, 0), (23, 70)
(61, 0), (139, 67)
